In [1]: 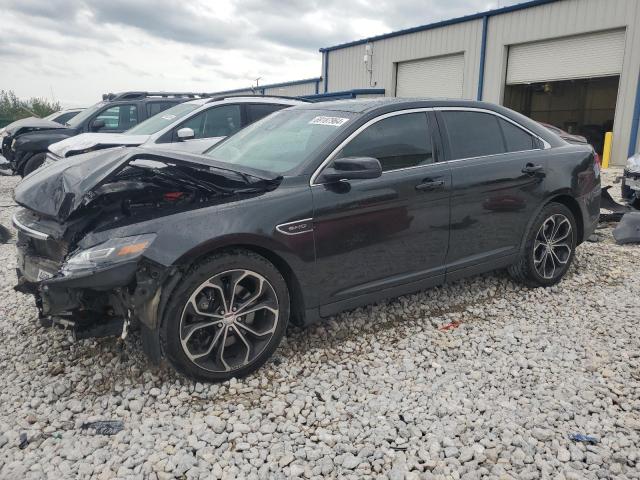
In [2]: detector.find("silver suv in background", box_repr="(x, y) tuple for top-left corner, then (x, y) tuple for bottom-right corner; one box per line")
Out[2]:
(47, 96), (306, 162)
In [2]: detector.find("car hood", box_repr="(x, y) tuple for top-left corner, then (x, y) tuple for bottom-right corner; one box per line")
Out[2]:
(49, 133), (151, 158)
(6, 117), (67, 135)
(14, 147), (281, 222)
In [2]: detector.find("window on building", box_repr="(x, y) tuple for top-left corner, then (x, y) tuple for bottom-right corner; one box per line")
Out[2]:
(337, 113), (433, 171)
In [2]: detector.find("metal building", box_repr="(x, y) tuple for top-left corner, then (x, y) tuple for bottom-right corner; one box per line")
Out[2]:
(215, 0), (639, 166)
(318, 0), (640, 166)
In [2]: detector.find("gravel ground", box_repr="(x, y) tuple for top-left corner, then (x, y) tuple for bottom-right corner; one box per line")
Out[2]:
(1, 169), (639, 480)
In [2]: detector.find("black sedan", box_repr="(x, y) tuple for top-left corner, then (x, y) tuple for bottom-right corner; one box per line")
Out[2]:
(12, 99), (601, 382)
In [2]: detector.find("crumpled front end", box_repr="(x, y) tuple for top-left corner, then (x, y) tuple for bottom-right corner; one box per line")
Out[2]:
(12, 147), (280, 357)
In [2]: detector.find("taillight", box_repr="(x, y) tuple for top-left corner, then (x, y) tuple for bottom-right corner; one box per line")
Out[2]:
(163, 191), (185, 201)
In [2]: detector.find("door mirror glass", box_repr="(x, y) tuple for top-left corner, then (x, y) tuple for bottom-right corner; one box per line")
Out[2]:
(91, 119), (106, 131)
(177, 127), (195, 141)
(320, 157), (382, 182)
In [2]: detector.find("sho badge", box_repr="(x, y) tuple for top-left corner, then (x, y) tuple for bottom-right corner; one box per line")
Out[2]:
(276, 219), (314, 235)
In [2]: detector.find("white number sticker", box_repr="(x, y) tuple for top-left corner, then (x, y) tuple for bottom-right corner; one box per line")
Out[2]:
(309, 116), (349, 127)
(37, 269), (53, 281)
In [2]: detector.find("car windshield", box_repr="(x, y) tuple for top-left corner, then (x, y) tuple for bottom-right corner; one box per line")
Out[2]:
(65, 101), (106, 128)
(127, 103), (200, 135)
(205, 109), (356, 173)
(43, 111), (60, 121)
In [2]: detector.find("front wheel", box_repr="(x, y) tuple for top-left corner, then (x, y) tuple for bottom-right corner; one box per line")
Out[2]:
(508, 202), (577, 287)
(161, 250), (289, 382)
(21, 152), (47, 177)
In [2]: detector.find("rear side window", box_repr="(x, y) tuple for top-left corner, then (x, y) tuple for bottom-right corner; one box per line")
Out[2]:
(442, 111), (505, 159)
(246, 104), (287, 124)
(146, 102), (176, 118)
(338, 112), (433, 172)
(498, 118), (536, 152)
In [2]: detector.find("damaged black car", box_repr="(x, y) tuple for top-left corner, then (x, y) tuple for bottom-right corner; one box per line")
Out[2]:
(13, 99), (600, 382)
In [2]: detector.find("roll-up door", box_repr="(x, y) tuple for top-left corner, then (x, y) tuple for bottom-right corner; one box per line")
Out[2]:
(396, 54), (464, 98)
(506, 29), (625, 85)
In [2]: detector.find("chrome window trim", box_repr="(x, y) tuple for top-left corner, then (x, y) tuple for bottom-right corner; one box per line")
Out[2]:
(12, 214), (49, 240)
(309, 106), (551, 186)
(310, 108), (435, 186)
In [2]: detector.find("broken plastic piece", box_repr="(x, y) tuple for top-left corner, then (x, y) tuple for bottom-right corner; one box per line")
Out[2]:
(613, 212), (640, 244)
(600, 186), (632, 222)
(18, 432), (28, 449)
(569, 433), (599, 444)
(80, 420), (124, 435)
(438, 321), (461, 331)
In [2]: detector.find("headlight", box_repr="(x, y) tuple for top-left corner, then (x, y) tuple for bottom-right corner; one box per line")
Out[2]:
(62, 234), (156, 274)
(627, 153), (640, 173)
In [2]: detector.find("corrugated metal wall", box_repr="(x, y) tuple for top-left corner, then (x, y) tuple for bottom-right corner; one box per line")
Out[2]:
(325, 19), (483, 99)
(483, 0), (640, 165)
(262, 82), (318, 96)
(321, 0), (639, 165)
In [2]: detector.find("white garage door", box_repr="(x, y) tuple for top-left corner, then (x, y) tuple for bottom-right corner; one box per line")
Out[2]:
(507, 29), (625, 84)
(396, 54), (464, 98)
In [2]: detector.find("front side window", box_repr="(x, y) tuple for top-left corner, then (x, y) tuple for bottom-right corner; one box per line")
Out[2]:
(337, 112), (433, 171)
(127, 103), (199, 135)
(94, 104), (138, 131)
(206, 109), (356, 173)
(179, 105), (242, 139)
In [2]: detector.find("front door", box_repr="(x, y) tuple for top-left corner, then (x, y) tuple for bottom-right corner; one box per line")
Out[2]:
(311, 111), (451, 314)
(436, 109), (547, 276)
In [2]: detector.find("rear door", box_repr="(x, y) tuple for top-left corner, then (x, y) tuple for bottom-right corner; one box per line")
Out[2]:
(436, 108), (547, 278)
(311, 110), (451, 313)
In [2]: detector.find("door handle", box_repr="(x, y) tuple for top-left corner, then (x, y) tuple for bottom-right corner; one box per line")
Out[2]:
(415, 180), (445, 191)
(522, 163), (544, 175)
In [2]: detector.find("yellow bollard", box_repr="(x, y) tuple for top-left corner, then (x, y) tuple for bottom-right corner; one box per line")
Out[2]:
(602, 131), (613, 169)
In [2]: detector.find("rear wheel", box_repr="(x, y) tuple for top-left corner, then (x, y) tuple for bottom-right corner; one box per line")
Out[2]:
(161, 250), (289, 382)
(21, 152), (47, 177)
(508, 202), (577, 287)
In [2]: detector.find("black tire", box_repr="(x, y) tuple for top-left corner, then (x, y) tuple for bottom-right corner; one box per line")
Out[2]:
(508, 202), (577, 287)
(160, 249), (289, 382)
(21, 152), (47, 177)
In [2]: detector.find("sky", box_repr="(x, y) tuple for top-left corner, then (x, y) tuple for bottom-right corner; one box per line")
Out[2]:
(0, 0), (521, 108)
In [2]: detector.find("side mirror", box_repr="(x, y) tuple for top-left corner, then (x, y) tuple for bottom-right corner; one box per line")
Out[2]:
(320, 157), (382, 183)
(91, 119), (106, 131)
(177, 127), (195, 141)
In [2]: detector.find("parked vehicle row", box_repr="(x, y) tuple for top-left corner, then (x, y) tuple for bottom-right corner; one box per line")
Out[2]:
(12, 97), (601, 382)
(3, 92), (205, 176)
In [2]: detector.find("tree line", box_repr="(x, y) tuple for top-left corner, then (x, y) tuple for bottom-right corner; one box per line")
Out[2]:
(0, 90), (61, 124)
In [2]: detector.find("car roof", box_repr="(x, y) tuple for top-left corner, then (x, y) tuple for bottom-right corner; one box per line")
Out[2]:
(292, 97), (521, 113)
(183, 96), (306, 107)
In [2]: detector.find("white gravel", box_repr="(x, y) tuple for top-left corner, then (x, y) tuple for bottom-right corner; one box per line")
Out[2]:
(1, 170), (639, 480)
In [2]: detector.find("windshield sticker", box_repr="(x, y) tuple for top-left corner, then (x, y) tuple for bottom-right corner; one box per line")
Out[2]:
(309, 116), (349, 127)
(161, 114), (176, 120)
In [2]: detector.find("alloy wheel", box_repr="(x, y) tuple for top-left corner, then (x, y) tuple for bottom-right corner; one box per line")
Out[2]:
(179, 269), (279, 373)
(533, 213), (573, 280)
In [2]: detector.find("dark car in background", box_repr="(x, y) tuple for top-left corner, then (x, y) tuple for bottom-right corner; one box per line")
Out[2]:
(5, 92), (206, 176)
(12, 99), (600, 382)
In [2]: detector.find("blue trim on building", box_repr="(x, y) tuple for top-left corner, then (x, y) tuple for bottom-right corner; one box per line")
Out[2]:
(212, 77), (322, 96)
(303, 88), (385, 101)
(477, 15), (489, 101)
(315, 79), (320, 94)
(319, 0), (559, 53)
(629, 69), (640, 157)
(323, 51), (329, 93)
